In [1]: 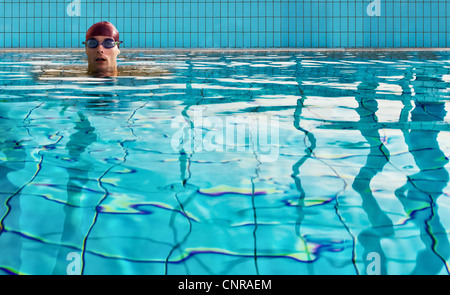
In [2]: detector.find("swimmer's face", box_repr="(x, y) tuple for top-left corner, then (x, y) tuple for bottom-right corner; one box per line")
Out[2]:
(85, 35), (120, 76)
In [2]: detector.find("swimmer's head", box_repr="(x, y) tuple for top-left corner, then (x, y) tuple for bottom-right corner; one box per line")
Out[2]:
(84, 21), (121, 77)
(86, 21), (121, 45)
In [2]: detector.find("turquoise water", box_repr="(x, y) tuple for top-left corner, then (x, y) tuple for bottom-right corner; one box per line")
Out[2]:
(1, 50), (450, 275)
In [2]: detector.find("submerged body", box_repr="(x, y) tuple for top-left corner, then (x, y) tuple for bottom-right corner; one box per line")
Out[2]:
(35, 64), (168, 78)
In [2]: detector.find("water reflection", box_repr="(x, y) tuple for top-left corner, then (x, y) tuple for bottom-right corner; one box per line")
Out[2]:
(164, 103), (195, 275)
(55, 80), (147, 274)
(52, 111), (97, 275)
(292, 90), (317, 274)
(163, 59), (196, 275)
(396, 99), (450, 274)
(352, 69), (394, 275)
(0, 105), (27, 274)
(385, 60), (450, 274)
(296, 52), (450, 274)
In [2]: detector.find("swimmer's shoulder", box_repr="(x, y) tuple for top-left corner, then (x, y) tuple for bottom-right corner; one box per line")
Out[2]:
(117, 65), (170, 77)
(33, 64), (170, 79)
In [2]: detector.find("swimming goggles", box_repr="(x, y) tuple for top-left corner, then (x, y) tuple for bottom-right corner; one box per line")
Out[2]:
(83, 38), (123, 49)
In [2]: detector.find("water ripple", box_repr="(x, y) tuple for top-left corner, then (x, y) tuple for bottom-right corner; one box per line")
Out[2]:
(1, 50), (450, 274)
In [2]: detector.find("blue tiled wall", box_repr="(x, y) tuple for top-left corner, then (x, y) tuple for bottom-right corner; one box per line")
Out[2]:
(0, 0), (449, 48)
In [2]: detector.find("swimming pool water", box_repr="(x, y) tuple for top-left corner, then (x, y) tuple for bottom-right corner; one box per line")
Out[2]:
(1, 49), (450, 275)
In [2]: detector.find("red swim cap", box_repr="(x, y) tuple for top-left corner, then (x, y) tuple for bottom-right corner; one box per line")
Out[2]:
(86, 21), (120, 42)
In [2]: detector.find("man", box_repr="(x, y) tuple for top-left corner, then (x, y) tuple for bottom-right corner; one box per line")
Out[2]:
(84, 21), (122, 77)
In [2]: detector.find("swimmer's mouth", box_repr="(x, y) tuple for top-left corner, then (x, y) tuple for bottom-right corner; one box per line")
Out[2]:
(96, 58), (107, 62)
